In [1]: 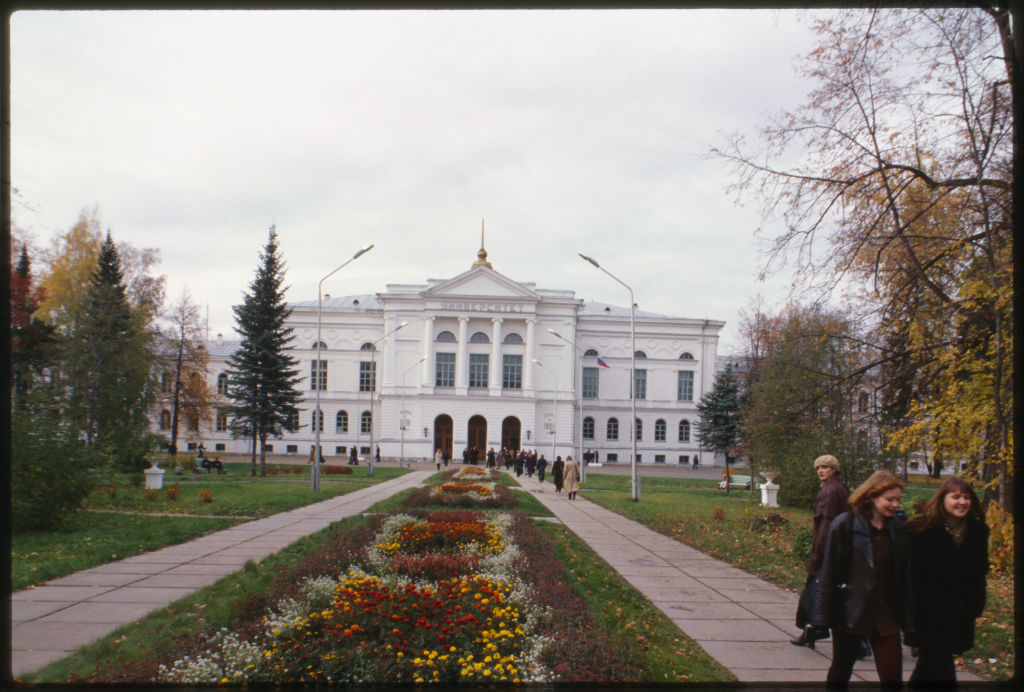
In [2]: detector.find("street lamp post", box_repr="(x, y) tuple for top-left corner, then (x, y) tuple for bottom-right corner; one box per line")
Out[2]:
(579, 253), (638, 501)
(400, 356), (428, 468)
(548, 328), (586, 483)
(314, 244), (373, 492)
(368, 321), (408, 477)
(532, 359), (558, 465)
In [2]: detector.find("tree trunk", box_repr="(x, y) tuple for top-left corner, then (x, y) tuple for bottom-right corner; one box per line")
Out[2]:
(259, 427), (267, 477)
(250, 428), (257, 477)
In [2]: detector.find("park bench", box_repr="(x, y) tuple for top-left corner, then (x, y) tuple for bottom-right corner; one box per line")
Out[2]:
(718, 474), (753, 490)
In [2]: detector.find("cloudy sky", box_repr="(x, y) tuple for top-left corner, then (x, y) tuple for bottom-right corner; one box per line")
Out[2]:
(11, 8), (826, 353)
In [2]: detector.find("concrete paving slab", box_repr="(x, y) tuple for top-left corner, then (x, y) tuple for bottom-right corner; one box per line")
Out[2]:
(730, 667), (829, 682)
(673, 618), (789, 642)
(73, 561), (171, 575)
(13, 586), (115, 602)
(44, 571), (146, 588)
(11, 600), (76, 623)
(89, 586), (196, 604)
(671, 563), (752, 578)
(42, 601), (158, 623)
(652, 601), (756, 620)
(159, 563), (242, 577)
(714, 586), (795, 603)
(611, 565), (688, 577)
(698, 640), (830, 670)
(628, 585), (729, 602)
(13, 620), (118, 651)
(736, 601), (799, 620)
(130, 572), (226, 589)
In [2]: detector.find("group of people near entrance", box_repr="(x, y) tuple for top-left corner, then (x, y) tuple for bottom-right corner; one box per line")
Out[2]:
(793, 454), (989, 687)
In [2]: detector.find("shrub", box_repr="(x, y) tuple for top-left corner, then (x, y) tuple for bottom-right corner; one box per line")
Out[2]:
(11, 404), (101, 531)
(105, 485), (118, 497)
(164, 483), (181, 501)
(986, 503), (1014, 574)
(791, 525), (813, 563)
(198, 489), (214, 503)
(143, 489), (158, 501)
(712, 507), (726, 522)
(322, 465), (353, 475)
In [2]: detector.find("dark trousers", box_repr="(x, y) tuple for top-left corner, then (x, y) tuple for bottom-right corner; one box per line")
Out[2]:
(910, 644), (956, 686)
(828, 628), (902, 688)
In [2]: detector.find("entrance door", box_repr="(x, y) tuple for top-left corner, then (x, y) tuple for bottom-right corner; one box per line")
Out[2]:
(467, 415), (487, 451)
(501, 416), (521, 451)
(433, 414), (453, 457)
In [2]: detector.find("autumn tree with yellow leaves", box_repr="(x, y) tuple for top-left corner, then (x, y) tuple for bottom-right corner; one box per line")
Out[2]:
(714, 7), (1014, 510)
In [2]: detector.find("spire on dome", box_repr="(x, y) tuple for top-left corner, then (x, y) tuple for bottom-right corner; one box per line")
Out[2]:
(472, 219), (492, 269)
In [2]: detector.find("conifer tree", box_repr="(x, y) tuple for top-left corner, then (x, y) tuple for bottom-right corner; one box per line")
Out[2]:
(225, 226), (302, 476)
(63, 232), (156, 470)
(10, 244), (53, 405)
(696, 361), (743, 466)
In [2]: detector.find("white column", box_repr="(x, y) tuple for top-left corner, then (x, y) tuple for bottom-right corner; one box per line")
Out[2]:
(524, 318), (536, 394)
(455, 316), (469, 392)
(384, 317), (397, 389)
(489, 317), (503, 396)
(422, 316), (434, 387)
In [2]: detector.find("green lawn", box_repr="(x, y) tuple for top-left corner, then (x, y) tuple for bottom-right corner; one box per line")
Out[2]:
(13, 467), (410, 590)
(580, 472), (1015, 681)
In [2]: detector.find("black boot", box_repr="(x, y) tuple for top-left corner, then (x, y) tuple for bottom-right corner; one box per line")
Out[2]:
(790, 630), (809, 647)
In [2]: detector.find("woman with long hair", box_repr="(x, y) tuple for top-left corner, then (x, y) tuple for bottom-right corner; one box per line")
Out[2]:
(906, 477), (989, 686)
(811, 470), (910, 688)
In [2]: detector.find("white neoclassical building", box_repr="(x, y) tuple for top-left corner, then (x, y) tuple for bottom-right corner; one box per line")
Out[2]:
(167, 245), (725, 466)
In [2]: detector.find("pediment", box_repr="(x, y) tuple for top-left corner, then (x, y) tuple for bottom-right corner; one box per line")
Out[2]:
(422, 266), (540, 300)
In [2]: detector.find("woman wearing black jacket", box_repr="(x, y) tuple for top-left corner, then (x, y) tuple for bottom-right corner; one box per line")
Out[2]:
(906, 477), (988, 686)
(811, 470), (910, 688)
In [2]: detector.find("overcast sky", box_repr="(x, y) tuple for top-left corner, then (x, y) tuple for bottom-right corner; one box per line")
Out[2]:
(11, 8), (826, 354)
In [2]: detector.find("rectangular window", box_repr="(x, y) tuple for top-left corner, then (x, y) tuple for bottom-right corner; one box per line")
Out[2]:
(679, 455), (689, 465)
(263, 444), (274, 452)
(607, 418), (619, 440)
(286, 444), (298, 453)
(216, 412), (228, 432)
(582, 418), (595, 439)
(582, 367), (598, 399)
(655, 455), (665, 464)
(359, 362), (376, 393)
(634, 369), (647, 400)
(469, 354), (489, 389)
(502, 355), (522, 389)
(215, 443), (226, 451)
(436, 353), (455, 387)
(311, 360), (327, 391)
(607, 453), (618, 463)
(335, 446), (347, 455)
(678, 371), (694, 402)
(360, 446), (371, 456)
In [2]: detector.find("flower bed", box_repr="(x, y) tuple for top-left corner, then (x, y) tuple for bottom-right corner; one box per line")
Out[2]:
(156, 510), (551, 684)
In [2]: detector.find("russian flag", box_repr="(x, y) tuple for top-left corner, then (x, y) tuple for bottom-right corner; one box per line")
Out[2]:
(596, 357), (610, 368)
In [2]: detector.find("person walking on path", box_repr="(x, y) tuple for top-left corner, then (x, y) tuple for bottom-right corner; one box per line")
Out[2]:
(525, 453), (535, 477)
(811, 471), (910, 688)
(906, 477), (989, 687)
(434, 447), (443, 472)
(349, 447), (359, 466)
(793, 454), (850, 647)
(552, 456), (565, 493)
(537, 455), (547, 483)
(563, 456), (580, 500)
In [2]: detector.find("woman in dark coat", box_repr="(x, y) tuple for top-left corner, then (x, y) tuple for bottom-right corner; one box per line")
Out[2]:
(811, 470), (910, 687)
(906, 477), (989, 686)
(551, 456), (565, 493)
(537, 455), (547, 483)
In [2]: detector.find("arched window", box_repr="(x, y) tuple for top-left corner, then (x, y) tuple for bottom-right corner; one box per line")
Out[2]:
(635, 418), (643, 441)
(635, 351), (647, 359)
(502, 332), (523, 344)
(607, 417), (619, 440)
(160, 410), (171, 430)
(312, 341), (327, 350)
(583, 416), (595, 440)
(655, 419), (666, 441)
(679, 352), (694, 360)
(469, 331), (490, 343)
(360, 342), (376, 351)
(436, 331), (456, 342)
(217, 372), (229, 395)
(678, 419), (691, 443)
(361, 410), (372, 434)
(336, 410), (348, 433)
(584, 349), (599, 357)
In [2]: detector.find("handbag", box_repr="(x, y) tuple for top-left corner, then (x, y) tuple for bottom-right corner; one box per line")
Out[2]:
(795, 575), (818, 629)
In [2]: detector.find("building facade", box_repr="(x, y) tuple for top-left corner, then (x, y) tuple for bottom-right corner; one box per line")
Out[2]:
(157, 247), (725, 466)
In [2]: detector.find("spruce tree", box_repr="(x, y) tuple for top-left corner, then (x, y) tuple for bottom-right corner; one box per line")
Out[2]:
(64, 232), (156, 471)
(225, 226), (302, 476)
(10, 244), (54, 405)
(696, 361), (744, 465)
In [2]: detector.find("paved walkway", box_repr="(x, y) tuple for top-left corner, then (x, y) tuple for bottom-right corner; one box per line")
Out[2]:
(10, 470), (432, 678)
(510, 475), (984, 685)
